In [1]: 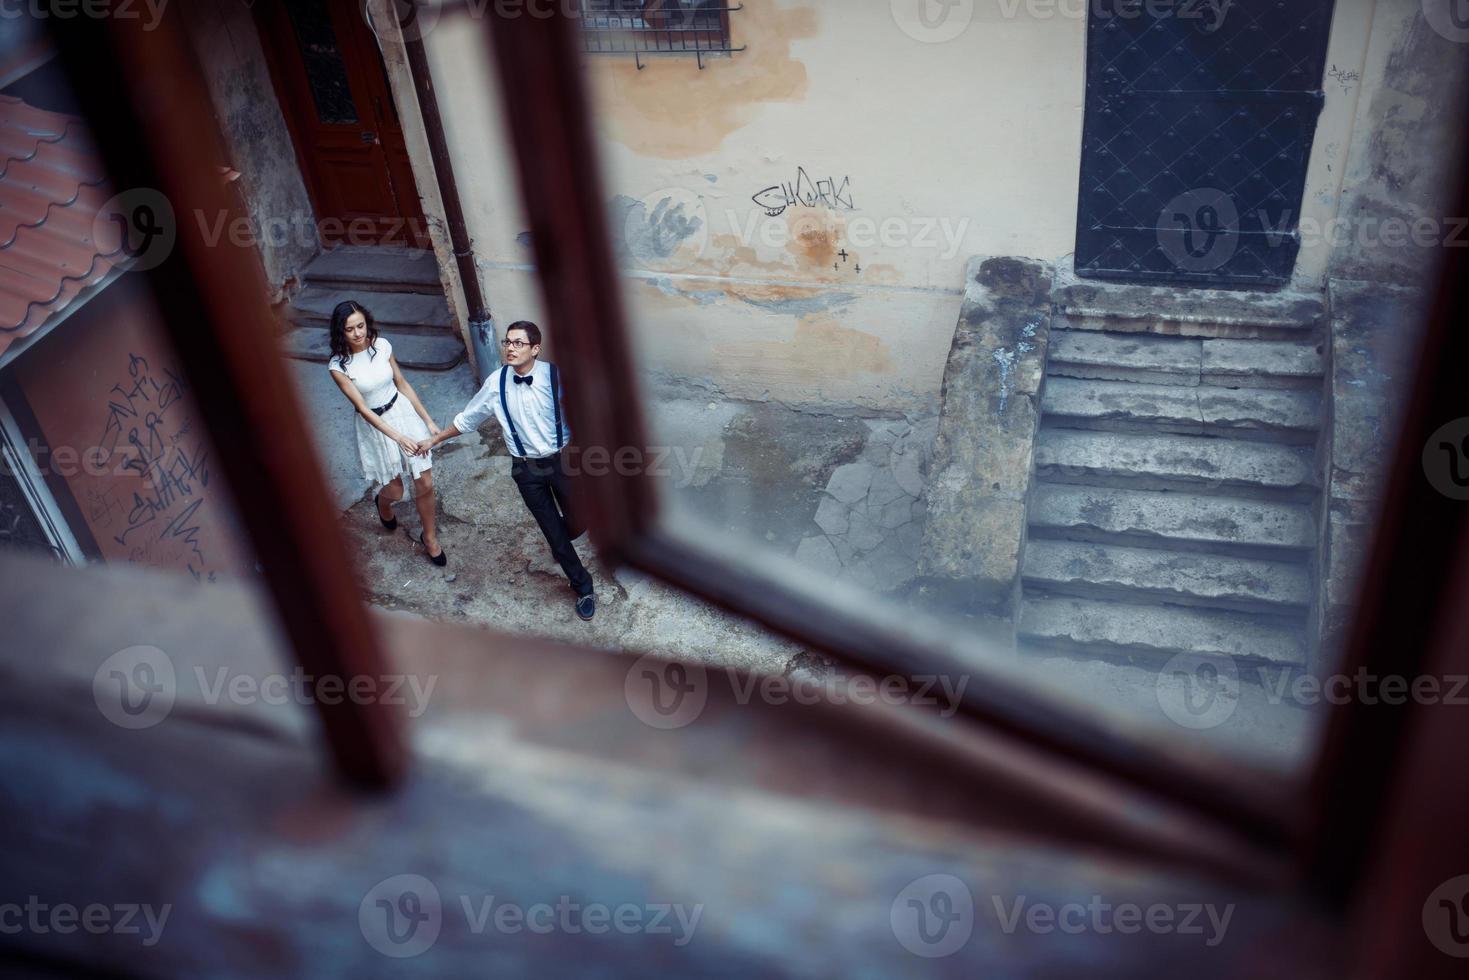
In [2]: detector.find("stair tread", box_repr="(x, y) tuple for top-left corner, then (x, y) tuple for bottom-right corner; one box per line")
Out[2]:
(1029, 483), (1316, 551)
(1201, 339), (1324, 380)
(1019, 595), (1307, 665)
(279, 326), (465, 370)
(1022, 539), (1312, 609)
(289, 286), (451, 328)
(1041, 377), (1321, 435)
(1050, 332), (1201, 373)
(302, 246), (441, 289)
(1034, 428), (1318, 494)
(1051, 267), (1326, 331)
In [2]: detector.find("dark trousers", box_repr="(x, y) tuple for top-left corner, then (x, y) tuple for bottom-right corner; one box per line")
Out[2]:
(510, 451), (593, 597)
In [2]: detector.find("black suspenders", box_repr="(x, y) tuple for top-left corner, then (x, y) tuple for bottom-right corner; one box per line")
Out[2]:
(499, 363), (564, 459)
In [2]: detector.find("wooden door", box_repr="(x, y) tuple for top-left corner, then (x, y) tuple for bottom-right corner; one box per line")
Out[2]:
(256, 0), (428, 248)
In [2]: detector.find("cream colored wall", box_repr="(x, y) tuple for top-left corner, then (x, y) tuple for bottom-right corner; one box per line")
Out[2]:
(411, 0), (1414, 413)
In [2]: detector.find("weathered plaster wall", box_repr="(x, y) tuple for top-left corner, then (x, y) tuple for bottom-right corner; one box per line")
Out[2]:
(422, 0), (1086, 414)
(182, 0), (319, 303)
(1324, 0), (1469, 286)
(414, 0), (1439, 411)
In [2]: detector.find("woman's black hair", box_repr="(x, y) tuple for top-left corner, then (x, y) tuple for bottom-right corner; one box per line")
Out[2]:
(328, 300), (378, 370)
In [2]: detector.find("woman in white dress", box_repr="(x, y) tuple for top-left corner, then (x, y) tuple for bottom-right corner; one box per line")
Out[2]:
(327, 300), (447, 566)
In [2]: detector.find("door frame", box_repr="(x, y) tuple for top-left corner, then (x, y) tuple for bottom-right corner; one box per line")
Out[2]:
(253, 0), (430, 249)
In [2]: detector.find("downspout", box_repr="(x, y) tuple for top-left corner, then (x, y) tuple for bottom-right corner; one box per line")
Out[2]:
(398, 5), (498, 382)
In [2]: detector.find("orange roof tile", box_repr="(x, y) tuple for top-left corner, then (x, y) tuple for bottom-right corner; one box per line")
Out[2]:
(0, 94), (121, 357)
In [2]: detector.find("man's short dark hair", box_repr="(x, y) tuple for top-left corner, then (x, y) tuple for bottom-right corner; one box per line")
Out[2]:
(506, 320), (541, 347)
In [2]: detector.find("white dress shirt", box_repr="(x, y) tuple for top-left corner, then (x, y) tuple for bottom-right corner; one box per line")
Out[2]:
(453, 360), (571, 459)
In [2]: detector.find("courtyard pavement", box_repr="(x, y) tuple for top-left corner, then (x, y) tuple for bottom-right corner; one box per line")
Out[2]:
(290, 355), (1315, 767)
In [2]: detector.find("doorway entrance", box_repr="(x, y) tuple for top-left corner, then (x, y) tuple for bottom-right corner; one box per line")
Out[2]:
(1073, 1), (1336, 288)
(256, 0), (429, 249)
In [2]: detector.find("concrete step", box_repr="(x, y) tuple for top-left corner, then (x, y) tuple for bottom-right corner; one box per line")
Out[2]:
(1048, 331), (1201, 386)
(1033, 428), (1319, 501)
(1041, 377), (1321, 443)
(287, 286), (452, 333)
(301, 245), (443, 295)
(1051, 266), (1326, 340)
(1201, 339), (1325, 390)
(1018, 594), (1307, 667)
(279, 326), (466, 371)
(1022, 539), (1312, 614)
(1047, 333), (1325, 390)
(1029, 483), (1316, 557)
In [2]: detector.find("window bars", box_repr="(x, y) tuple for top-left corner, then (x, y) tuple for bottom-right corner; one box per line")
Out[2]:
(579, 0), (744, 69)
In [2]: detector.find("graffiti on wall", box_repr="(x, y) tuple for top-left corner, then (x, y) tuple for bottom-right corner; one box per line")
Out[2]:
(90, 352), (219, 581)
(752, 166), (855, 217)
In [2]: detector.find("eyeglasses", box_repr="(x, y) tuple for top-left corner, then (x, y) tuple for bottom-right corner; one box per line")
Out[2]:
(502, 340), (532, 350)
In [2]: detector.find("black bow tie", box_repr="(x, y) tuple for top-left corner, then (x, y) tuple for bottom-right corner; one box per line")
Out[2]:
(513, 374), (534, 386)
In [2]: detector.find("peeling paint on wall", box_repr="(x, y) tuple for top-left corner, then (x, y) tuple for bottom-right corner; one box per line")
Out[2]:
(589, 0), (819, 158)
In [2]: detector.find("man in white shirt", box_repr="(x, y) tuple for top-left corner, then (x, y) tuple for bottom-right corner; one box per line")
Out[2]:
(418, 321), (595, 620)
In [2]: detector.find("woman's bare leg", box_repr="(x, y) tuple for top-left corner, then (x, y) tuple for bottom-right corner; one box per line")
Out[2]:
(413, 469), (440, 555)
(377, 476), (405, 520)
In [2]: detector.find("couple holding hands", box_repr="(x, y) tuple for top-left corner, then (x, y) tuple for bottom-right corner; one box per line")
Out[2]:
(327, 300), (596, 621)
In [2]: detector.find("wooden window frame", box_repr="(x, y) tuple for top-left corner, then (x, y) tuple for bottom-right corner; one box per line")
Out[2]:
(44, 4), (1469, 963)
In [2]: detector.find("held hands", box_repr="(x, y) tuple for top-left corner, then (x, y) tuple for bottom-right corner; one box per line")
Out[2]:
(414, 436), (436, 456)
(395, 433), (423, 458)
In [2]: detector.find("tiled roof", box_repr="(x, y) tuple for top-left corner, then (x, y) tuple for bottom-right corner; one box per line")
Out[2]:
(0, 94), (119, 357)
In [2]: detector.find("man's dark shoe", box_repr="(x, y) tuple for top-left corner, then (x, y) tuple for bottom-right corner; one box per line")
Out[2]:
(576, 594), (595, 621)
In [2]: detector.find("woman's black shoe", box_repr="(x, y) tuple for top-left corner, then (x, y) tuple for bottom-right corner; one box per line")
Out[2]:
(417, 531), (447, 567)
(374, 491), (397, 530)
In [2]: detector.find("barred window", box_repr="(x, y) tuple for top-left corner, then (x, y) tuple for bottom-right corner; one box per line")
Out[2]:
(579, 0), (742, 68)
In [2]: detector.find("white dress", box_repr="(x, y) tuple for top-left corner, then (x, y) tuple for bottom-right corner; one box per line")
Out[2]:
(328, 338), (433, 486)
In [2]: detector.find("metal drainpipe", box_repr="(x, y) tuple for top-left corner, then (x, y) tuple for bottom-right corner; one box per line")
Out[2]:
(398, 4), (498, 382)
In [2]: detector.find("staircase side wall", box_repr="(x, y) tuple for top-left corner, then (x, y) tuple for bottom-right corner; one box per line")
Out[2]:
(916, 256), (1054, 639)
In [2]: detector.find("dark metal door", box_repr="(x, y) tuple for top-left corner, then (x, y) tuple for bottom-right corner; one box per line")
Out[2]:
(1074, 1), (1335, 288)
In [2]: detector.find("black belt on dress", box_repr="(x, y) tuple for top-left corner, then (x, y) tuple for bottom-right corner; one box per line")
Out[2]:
(371, 393), (398, 416)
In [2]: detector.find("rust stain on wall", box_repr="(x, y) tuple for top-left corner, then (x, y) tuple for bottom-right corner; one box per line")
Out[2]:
(713, 314), (892, 381)
(787, 209), (844, 269)
(589, 0), (818, 158)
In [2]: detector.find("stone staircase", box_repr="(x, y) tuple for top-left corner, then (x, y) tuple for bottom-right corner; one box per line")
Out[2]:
(1017, 285), (1328, 671)
(278, 245), (466, 371)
